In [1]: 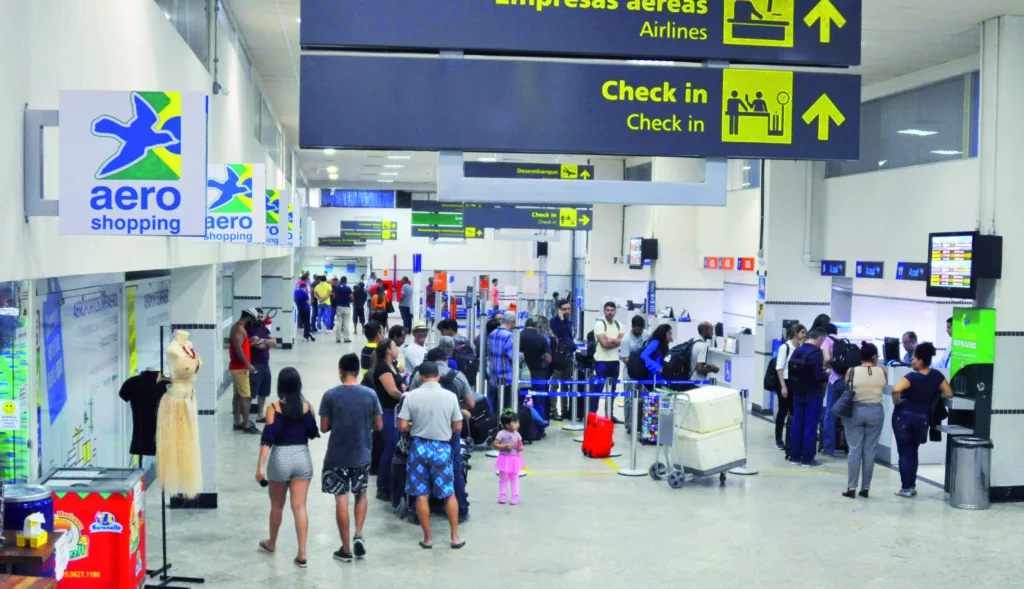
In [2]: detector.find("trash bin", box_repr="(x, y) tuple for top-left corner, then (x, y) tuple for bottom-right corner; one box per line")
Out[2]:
(949, 437), (993, 510)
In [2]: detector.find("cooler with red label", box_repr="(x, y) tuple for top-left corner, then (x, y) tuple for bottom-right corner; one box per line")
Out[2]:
(41, 468), (145, 589)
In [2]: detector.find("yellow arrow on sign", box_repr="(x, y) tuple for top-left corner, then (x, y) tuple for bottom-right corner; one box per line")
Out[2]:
(580, 214), (591, 226)
(801, 94), (846, 141)
(803, 0), (846, 44)
(579, 169), (591, 180)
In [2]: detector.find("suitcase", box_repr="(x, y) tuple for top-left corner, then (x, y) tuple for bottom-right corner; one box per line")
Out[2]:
(581, 412), (615, 458)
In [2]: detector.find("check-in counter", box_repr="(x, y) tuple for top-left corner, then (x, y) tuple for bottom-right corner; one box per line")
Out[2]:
(876, 366), (949, 466)
(708, 333), (755, 400)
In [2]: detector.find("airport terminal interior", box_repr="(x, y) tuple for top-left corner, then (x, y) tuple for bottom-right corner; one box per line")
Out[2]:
(3, 0), (1024, 587)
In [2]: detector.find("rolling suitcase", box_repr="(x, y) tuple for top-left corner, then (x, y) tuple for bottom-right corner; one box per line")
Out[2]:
(581, 412), (615, 458)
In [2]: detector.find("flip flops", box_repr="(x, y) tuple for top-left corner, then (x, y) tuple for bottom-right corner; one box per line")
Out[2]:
(418, 541), (433, 550)
(258, 540), (275, 555)
(451, 540), (466, 550)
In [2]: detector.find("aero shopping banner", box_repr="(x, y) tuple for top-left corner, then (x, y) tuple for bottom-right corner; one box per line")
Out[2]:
(204, 164), (267, 244)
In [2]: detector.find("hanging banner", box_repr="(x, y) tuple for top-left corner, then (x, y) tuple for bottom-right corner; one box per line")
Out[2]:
(266, 190), (282, 246)
(300, 0), (862, 68)
(301, 56), (861, 161)
(59, 91), (209, 236)
(205, 164), (266, 244)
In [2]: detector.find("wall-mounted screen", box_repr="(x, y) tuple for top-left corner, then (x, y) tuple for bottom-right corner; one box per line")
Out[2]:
(927, 232), (1003, 299)
(628, 238), (644, 270)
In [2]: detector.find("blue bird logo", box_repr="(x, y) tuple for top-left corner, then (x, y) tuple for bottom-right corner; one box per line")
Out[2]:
(91, 92), (181, 180)
(207, 165), (253, 213)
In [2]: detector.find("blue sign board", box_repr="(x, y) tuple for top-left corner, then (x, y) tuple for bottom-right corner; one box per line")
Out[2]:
(318, 237), (364, 247)
(724, 359), (732, 384)
(301, 0), (862, 68)
(855, 261), (884, 279)
(758, 274), (766, 300)
(463, 205), (593, 231)
(896, 262), (929, 282)
(820, 260), (846, 276)
(301, 55), (861, 161)
(464, 162), (595, 181)
(647, 281), (657, 316)
(346, 264), (357, 273)
(321, 189), (396, 208)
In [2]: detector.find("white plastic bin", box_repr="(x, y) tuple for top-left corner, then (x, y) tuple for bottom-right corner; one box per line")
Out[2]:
(676, 386), (743, 434)
(676, 424), (746, 471)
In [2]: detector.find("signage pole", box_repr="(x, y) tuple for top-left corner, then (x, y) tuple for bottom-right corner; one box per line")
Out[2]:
(510, 298), (527, 477)
(485, 382), (506, 460)
(476, 275), (488, 395)
(618, 383), (646, 477)
(729, 388), (759, 476)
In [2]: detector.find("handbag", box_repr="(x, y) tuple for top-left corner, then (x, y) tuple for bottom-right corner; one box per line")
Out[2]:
(831, 367), (856, 420)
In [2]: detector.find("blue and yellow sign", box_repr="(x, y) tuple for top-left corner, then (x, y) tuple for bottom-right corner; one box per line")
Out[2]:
(301, 0), (861, 68)
(464, 162), (595, 180)
(301, 55), (861, 161)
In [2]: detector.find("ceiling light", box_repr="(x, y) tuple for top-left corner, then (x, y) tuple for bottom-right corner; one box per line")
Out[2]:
(379, 172), (399, 176)
(878, 160), (887, 167)
(742, 166), (751, 171)
(930, 150), (962, 156)
(326, 166), (338, 173)
(323, 148), (336, 155)
(377, 179), (395, 183)
(328, 173), (338, 180)
(477, 157), (497, 162)
(383, 164), (404, 169)
(386, 155), (412, 160)
(296, 17), (302, 23)
(897, 129), (938, 137)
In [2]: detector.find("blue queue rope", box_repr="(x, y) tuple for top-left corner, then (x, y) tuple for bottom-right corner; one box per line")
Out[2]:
(516, 379), (711, 396)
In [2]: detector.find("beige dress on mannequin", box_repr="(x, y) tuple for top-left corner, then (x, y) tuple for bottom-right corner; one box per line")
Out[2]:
(156, 330), (203, 497)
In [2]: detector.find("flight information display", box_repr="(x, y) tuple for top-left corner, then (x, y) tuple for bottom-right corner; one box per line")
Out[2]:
(930, 234), (973, 290)
(629, 238), (644, 269)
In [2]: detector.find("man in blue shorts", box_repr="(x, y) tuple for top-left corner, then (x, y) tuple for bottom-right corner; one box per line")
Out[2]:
(398, 361), (466, 550)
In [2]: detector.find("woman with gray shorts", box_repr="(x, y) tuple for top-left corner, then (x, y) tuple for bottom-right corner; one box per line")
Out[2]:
(256, 367), (319, 567)
(840, 342), (887, 499)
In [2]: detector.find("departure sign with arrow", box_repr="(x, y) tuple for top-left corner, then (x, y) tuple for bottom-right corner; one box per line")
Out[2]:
(464, 162), (595, 181)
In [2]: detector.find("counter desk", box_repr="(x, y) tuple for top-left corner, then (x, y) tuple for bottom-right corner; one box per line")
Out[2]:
(875, 366), (949, 466)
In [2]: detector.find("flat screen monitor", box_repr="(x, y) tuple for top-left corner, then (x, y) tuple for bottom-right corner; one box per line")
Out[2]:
(628, 237), (644, 269)
(927, 232), (1002, 299)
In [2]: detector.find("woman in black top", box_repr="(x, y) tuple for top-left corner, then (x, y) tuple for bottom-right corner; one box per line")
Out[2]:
(370, 338), (404, 501)
(255, 368), (319, 568)
(353, 282), (368, 327)
(890, 343), (953, 498)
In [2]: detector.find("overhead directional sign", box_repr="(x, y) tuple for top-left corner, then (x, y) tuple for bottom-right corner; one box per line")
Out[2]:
(464, 162), (595, 181)
(411, 226), (486, 239)
(301, 55), (861, 161)
(301, 0), (861, 68)
(464, 204), (593, 231)
(319, 236), (365, 247)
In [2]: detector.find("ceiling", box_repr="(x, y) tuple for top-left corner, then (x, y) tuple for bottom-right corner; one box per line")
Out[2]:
(224, 0), (1023, 188)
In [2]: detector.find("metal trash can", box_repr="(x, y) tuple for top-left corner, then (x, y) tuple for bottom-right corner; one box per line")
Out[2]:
(949, 437), (993, 510)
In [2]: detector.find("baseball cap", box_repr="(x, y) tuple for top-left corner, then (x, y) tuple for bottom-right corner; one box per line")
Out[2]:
(241, 307), (259, 320)
(418, 361), (440, 378)
(412, 321), (428, 332)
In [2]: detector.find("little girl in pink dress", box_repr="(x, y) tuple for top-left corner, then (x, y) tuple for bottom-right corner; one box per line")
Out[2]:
(494, 412), (524, 505)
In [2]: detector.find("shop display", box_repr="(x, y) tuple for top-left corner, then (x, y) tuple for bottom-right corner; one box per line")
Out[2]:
(42, 468), (145, 589)
(156, 331), (202, 497)
(118, 370), (167, 457)
(640, 390), (660, 445)
(3, 484), (54, 576)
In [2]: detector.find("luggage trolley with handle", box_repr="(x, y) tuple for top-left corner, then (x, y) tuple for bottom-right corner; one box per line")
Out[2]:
(649, 389), (747, 489)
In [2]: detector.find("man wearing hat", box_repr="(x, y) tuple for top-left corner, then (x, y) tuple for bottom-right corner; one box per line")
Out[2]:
(404, 321), (429, 373)
(248, 308), (277, 423)
(230, 308), (261, 434)
(398, 361), (466, 549)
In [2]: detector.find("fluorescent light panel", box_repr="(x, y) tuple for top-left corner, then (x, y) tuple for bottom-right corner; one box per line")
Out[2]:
(897, 129), (938, 137)
(323, 148), (336, 155)
(382, 164), (404, 169)
(387, 155), (412, 160)
(930, 150), (962, 156)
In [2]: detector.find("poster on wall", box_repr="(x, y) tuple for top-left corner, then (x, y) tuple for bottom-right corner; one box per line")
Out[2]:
(266, 190), (281, 245)
(39, 279), (126, 474)
(59, 91), (209, 236)
(0, 283), (30, 483)
(126, 279), (170, 376)
(205, 164), (267, 244)
(949, 308), (995, 399)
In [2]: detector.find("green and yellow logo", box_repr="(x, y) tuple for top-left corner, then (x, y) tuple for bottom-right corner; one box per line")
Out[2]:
(208, 164), (253, 214)
(91, 91), (182, 180)
(266, 190), (280, 225)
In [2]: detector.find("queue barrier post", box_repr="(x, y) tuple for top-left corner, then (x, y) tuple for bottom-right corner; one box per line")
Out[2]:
(573, 370), (590, 442)
(729, 387), (758, 476)
(562, 376), (584, 433)
(484, 382), (506, 459)
(618, 380), (647, 477)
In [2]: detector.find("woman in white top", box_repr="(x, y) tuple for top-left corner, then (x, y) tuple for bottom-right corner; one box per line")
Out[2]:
(841, 342), (887, 499)
(775, 323), (806, 451)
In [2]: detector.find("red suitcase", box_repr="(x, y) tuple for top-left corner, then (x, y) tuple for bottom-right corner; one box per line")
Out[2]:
(581, 412), (615, 458)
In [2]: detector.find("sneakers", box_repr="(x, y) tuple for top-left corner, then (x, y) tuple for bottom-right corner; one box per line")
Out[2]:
(775, 440), (785, 450)
(801, 459), (826, 468)
(510, 495), (519, 506)
(896, 488), (917, 498)
(333, 549), (353, 563)
(353, 536), (366, 558)
(243, 424), (261, 434)
(498, 494), (506, 505)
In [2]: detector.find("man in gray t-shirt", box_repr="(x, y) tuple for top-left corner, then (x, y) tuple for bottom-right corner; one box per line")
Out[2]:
(319, 354), (383, 562)
(398, 361), (465, 549)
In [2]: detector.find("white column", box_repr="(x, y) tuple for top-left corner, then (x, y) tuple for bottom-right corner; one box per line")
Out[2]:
(261, 256), (296, 347)
(169, 264), (218, 507)
(232, 260), (262, 321)
(980, 15), (1024, 495)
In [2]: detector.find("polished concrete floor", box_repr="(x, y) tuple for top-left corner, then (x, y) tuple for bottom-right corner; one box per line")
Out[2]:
(147, 331), (1024, 588)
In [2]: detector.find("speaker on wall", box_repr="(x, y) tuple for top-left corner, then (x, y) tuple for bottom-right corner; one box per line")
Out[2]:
(396, 191), (413, 208)
(536, 241), (549, 258)
(642, 238), (659, 261)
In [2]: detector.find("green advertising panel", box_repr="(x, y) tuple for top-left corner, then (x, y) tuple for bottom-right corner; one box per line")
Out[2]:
(950, 308), (996, 379)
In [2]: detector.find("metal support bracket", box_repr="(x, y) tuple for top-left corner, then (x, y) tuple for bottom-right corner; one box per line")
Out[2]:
(438, 151), (727, 206)
(24, 109), (60, 218)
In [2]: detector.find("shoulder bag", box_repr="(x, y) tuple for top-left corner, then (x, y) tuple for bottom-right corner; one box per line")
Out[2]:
(831, 367), (856, 420)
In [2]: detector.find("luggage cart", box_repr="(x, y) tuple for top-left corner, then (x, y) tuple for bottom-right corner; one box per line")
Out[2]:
(649, 390), (746, 489)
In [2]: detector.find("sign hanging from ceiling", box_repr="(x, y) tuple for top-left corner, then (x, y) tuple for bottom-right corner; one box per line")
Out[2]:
(464, 162), (595, 181)
(301, 55), (860, 161)
(319, 236), (366, 247)
(340, 220), (399, 241)
(412, 226), (486, 239)
(320, 189), (396, 208)
(205, 164), (266, 244)
(59, 90), (209, 236)
(266, 190), (282, 245)
(300, 0), (861, 68)
(464, 204), (593, 231)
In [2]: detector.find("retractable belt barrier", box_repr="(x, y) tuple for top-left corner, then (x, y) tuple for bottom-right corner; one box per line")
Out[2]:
(517, 379), (710, 395)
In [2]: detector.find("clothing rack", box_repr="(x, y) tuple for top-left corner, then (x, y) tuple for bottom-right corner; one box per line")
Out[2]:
(144, 325), (205, 589)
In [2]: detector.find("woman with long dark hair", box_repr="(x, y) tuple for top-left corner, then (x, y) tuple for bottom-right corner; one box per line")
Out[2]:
(639, 323), (673, 379)
(256, 367), (319, 567)
(890, 343), (953, 498)
(371, 287), (390, 327)
(369, 338), (404, 501)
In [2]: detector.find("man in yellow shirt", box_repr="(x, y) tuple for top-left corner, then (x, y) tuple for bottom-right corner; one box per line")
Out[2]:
(314, 275), (334, 332)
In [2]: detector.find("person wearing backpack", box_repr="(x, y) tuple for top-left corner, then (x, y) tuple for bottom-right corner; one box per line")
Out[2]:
(822, 323), (858, 455)
(593, 302), (624, 418)
(549, 300), (576, 421)
(688, 321), (721, 380)
(787, 326), (830, 468)
(773, 323), (806, 451)
(620, 316), (649, 433)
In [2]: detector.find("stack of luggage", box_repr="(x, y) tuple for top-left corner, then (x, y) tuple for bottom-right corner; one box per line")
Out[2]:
(675, 386), (746, 472)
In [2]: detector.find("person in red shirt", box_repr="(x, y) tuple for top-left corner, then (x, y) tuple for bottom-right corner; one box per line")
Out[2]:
(231, 308), (261, 433)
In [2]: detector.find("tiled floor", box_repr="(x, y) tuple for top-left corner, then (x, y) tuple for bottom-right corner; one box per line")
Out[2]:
(146, 332), (1024, 588)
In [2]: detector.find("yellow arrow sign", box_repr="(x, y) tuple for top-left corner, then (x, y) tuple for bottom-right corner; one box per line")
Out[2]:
(803, 0), (846, 44)
(801, 94), (846, 141)
(579, 169), (591, 180)
(580, 214), (591, 227)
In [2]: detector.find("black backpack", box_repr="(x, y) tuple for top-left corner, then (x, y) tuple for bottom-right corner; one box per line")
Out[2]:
(627, 342), (652, 380)
(451, 344), (479, 384)
(763, 342), (790, 393)
(576, 331), (596, 371)
(439, 369), (461, 397)
(786, 348), (813, 396)
(829, 336), (860, 377)
(663, 339), (699, 391)
(550, 336), (575, 371)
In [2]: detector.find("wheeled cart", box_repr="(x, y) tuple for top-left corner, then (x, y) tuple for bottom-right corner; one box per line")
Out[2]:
(649, 390), (747, 489)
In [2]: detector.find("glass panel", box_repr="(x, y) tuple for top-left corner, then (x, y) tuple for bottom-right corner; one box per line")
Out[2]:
(969, 71), (980, 158)
(153, 0), (211, 71)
